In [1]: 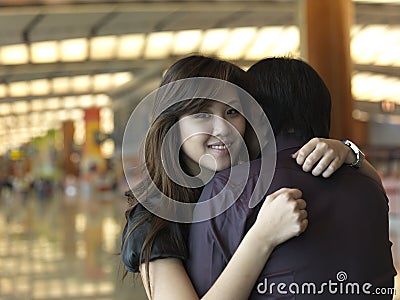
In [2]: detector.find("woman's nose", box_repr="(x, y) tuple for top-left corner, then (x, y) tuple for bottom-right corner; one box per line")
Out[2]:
(212, 115), (231, 137)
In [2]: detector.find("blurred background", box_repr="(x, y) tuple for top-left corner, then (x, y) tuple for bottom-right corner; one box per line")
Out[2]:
(0, 0), (399, 299)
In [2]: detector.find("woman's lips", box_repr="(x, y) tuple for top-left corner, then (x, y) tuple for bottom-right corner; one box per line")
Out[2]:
(208, 142), (231, 154)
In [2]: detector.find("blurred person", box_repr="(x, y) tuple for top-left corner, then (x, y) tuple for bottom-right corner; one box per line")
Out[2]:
(186, 57), (396, 299)
(120, 55), (371, 300)
(0, 173), (13, 199)
(1, 174), (13, 223)
(19, 174), (32, 204)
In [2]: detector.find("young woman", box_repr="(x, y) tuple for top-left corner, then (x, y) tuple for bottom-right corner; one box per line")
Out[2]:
(121, 55), (374, 300)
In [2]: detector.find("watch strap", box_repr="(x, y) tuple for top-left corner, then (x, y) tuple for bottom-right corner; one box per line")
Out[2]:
(341, 139), (365, 169)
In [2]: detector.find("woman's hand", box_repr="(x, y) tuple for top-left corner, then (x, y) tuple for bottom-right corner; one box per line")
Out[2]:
(253, 188), (308, 249)
(293, 138), (354, 178)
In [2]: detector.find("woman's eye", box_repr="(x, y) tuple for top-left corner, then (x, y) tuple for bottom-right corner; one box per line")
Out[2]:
(227, 108), (240, 115)
(193, 112), (212, 119)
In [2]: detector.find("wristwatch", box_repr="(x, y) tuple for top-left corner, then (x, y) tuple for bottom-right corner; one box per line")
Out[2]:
(341, 139), (365, 169)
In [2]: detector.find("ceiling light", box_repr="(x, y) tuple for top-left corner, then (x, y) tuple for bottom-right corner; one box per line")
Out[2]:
(377, 42), (400, 66)
(31, 99), (44, 112)
(17, 114), (29, 126)
(46, 98), (60, 110)
(31, 41), (58, 63)
(0, 44), (29, 65)
(72, 75), (91, 93)
(0, 103), (12, 115)
(52, 77), (70, 94)
(42, 111), (55, 124)
(95, 94), (110, 107)
(200, 28), (229, 55)
(90, 36), (117, 60)
(9, 81), (29, 97)
(60, 38), (88, 62)
(79, 95), (95, 108)
(144, 32), (174, 59)
(70, 109), (83, 120)
(352, 25), (387, 64)
(31, 79), (50, 96)
(64, 96), (77, 109)
(246, 26), (300, 58)
(245, 26), (284, 60)
(375, 26), (400, 66)
(93, 74), (111, 91)
(13, 101), (29, 114)
(112, 72), (133, 87)
(268, 26), (300, 56)
(0, 84), (7, 98)
(58, 109), (69, 121)
(218, 27), (257, 60)
(118, 34), (145, 59)
(352, 72), (400, 104)
(172, 30), (203, 55)
(352, 72), (384, 102)
(351, 25), (400, 66)
(30, 111), (41, 124)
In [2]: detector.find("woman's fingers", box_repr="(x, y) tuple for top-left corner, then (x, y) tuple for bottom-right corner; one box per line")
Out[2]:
(295, 198), (307, 210)
(267, 187), (302, 202)
(295, 138), (321, 168)
(294, 138), (348, 178)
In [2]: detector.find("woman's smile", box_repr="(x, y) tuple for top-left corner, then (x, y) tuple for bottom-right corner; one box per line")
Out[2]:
(207, 141), (232, 155)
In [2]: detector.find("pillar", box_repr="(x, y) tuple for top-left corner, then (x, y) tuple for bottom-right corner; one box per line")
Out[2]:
(81, 108), (105, 175)
(62, 120), (77, 176)
(80, 108), (105, 201)
(302, 0), (368, 145)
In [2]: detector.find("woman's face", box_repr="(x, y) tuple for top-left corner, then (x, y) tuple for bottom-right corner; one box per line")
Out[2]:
(179, 92), (246, 174)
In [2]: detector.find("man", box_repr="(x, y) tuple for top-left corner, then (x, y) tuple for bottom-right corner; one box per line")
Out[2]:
(186, 57), (396, 299)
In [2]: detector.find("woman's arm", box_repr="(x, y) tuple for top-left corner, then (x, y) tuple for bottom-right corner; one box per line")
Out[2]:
(142, 230), (275, 300)
(141, 188), (307, 300)
(293, 138), (382, 186)
(141, 259), (198, 300)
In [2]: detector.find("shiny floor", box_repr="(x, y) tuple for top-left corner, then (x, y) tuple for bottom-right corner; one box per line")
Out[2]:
(0, 187), (147, 300)
(0, 187), (399, 300)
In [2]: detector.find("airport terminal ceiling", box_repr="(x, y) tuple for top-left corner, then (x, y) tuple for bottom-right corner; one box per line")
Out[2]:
(0, 0), (399, 153)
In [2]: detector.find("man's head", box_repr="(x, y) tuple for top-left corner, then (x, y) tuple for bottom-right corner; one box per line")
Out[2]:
(247, 57), (331, 140)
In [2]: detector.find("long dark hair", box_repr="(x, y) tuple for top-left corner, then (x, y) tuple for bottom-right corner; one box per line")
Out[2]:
(121, 55), (253, 294)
